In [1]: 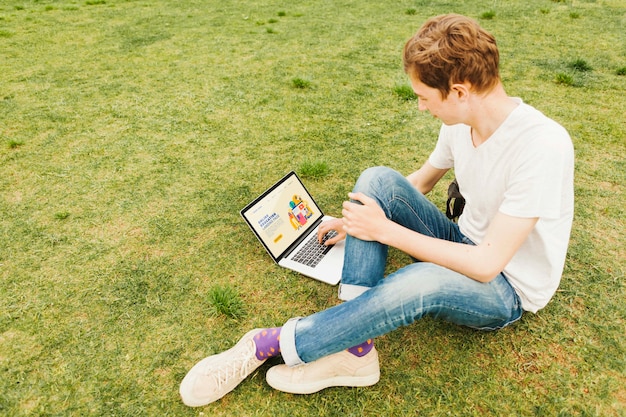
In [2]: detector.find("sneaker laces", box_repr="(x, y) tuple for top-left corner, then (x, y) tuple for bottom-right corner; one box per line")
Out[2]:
(212, 339), (260, 391)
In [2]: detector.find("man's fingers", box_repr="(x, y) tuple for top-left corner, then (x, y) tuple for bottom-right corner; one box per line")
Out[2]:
(325, 234), (342, 245)
(348, 192), (376, 206)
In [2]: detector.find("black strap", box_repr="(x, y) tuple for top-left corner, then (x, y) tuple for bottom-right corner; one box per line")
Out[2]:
(446, 179), (465, 222)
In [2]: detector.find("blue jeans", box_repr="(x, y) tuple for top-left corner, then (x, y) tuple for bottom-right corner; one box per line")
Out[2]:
(280, 167), (523, 366)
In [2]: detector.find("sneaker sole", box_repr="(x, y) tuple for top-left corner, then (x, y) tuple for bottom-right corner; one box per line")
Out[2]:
(266, 358), (380, 394)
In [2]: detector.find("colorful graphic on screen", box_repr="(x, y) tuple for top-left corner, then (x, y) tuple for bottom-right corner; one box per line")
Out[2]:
(288, 195), (314, 230)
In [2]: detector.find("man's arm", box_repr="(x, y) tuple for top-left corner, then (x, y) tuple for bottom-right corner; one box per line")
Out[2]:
(406, 161), (449, 194)
(342, 193), (538, 282)
(319, 162), (448, 245)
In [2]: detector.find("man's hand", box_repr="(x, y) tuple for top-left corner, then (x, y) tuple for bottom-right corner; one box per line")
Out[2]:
(317, 218), (346, 245)
(341, 192), (389, 242)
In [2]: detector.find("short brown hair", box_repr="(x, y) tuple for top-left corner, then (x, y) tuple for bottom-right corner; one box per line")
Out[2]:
(403, 14), (500, 98)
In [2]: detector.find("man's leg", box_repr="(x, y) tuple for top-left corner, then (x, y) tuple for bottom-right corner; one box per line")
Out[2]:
(279, 263), (523, 366)
(266, 263), (522, 394)
(339, 166), (463, 300)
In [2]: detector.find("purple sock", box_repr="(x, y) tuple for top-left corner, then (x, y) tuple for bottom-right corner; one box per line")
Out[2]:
(347, 339), (374, 357)
(253, 327), (281, 360)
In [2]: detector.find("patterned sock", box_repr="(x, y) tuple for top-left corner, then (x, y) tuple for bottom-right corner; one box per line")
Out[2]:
(253, 327), (282, 361)
(347, 338), (374, 357)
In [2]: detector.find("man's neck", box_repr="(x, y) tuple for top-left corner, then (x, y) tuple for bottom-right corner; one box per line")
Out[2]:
(467, 84), (518, 147)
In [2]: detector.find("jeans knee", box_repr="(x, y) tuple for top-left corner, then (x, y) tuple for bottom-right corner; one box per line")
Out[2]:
(354, 166), (401, 195)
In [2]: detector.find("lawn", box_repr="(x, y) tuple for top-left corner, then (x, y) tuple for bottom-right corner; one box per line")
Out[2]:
(0, 0), (624, 416)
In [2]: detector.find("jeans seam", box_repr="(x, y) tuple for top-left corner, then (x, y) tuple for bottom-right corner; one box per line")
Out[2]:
(386, 194), (439, 238)
(367, 297), (519, 335)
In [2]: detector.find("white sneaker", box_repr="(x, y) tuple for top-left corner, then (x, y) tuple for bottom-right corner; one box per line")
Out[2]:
(266, 348), (380, 394)
(179, 329), (265, 407)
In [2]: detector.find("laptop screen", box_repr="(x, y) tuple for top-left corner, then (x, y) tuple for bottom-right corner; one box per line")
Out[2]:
(240, 172), (325, 261)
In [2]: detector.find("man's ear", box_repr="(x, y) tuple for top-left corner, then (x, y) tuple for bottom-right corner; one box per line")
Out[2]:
(450, 82), (471, 101)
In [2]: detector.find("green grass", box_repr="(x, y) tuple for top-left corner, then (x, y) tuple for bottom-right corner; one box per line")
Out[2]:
(207, 285), (245, 319)
(393, 83), (418, 101)
(0, 0), (624, 416)
(299, 160), (330, 179)
(291, 77), (312, 89)
(480, 10), (497, 20)
(569, 58), (593, 72)
(555, 72), (576, 86)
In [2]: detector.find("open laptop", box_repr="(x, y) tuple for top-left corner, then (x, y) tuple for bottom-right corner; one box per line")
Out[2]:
(240, 171), (345, 285)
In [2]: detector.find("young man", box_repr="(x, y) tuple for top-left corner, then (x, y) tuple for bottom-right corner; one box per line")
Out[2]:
(180, 14), (574, 407)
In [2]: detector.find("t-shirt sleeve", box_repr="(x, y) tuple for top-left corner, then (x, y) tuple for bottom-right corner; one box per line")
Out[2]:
(428, 125), (456, 169)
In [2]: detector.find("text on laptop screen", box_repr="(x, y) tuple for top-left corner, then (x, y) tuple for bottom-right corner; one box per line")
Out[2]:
(243, 174), (324, 259)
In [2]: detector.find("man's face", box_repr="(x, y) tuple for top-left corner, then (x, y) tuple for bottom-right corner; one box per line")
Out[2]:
(409, 76), (462, 125)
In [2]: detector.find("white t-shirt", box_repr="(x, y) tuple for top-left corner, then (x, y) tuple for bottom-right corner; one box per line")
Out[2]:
(428, 99), (574, 312)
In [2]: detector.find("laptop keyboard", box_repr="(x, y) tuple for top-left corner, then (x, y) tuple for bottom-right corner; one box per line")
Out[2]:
(291, 230), (338, 268)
